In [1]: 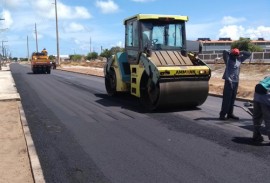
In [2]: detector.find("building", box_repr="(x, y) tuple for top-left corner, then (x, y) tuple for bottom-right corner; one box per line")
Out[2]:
(197, 37), (270, 54)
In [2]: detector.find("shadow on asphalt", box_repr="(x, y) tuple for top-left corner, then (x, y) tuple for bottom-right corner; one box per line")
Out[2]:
(27, 72), (51, 75)
(232, 137), (270, 146)
(95, 93), (203, 114)
(194, 117), (252, 122)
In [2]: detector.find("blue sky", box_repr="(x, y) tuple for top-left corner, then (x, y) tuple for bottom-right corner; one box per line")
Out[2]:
(1, 0), (270, 58)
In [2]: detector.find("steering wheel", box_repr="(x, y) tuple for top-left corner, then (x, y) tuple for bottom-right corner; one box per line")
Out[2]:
(152, 39), (158, 45)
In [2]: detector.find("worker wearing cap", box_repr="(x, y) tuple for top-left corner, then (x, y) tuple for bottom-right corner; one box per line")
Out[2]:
(252, 76), (270, 142)
(219, 48), (251, 120)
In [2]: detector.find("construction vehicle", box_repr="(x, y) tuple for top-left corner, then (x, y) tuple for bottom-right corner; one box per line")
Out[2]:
(31, 48), (51, 74)
(104, 14), (211, 110)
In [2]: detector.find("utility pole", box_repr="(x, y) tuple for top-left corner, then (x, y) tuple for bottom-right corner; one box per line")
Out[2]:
(27, 36), (30, 62)
(0, 18), (5, 70)
(2, 41), (8, 57)
(1, 40), (8, 64)
(90, 37), (91, 53)
(54, 0), (60, 65)
(4, 47), (8, 62)
(35, 23), (38, 52)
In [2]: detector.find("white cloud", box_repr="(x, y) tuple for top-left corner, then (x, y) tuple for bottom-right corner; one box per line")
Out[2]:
(218, 25), (245, 40)
(112, 41), (124, 48)
(96, 0), (119, 14)
(2, 0), (24, 8)
(1, 9), (13, 28)
(218, 25), (270, 40)
(246, 26), (270, 39)
(64, 22), (85, 33)
(74, 39), (81, 44)
(221, 16), (246, 25)
(29, 0), (91, 20)
(132, 0), (156, 2)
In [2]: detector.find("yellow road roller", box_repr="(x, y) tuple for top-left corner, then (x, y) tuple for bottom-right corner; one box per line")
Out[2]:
(104, 14), (211, 110)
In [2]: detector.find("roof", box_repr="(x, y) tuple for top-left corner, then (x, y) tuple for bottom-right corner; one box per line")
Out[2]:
(123, 14), (188, 24)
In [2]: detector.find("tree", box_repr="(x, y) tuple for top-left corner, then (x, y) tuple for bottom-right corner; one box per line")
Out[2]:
(86, 52), (98, 60)
(231, 38), (263, 52)
(100, 47), (125, 59)
(100, 49), (112, 59)
(110, 46), (125, 55)
(49, 55), (56, 60)
(69, 54), (83, 61)
(20, 57), (28, 61)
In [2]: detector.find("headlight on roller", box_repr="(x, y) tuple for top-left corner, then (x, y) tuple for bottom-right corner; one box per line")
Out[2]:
(199, 70), (206, 74)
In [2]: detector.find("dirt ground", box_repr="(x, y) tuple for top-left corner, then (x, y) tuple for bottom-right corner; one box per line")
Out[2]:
(209, 63), (270, 100)
(0, 101), (34, 183)
(59, 61), (270, 101)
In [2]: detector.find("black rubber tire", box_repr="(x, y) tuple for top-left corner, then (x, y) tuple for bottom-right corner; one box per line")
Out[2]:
(139, 72), (160, 111)
(47, 67), (51, 74)
(105, 68), (117, 96)
(33, 68), (37, 74)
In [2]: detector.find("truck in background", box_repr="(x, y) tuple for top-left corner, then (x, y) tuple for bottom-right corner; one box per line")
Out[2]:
(31, 48), (51, 74)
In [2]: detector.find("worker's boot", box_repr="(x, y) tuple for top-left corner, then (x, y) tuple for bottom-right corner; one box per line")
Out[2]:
(252, 129), (264, 143)
(219, 115), (227, 120)
(227, 114), (239, 120)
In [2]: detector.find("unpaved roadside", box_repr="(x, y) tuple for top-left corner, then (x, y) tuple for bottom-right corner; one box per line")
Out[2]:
(0, 101), (34, 183)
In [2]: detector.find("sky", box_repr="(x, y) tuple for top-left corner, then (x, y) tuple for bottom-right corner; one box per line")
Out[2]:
(0, 0), (270, 58)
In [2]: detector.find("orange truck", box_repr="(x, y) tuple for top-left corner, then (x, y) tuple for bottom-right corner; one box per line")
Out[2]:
(31, 48), (51, 74)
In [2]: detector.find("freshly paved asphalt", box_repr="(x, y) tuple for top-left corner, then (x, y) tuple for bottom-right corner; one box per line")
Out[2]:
(2, 63), (270, 183)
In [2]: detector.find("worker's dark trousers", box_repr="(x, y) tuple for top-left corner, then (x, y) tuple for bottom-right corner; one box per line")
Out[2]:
(253, 101), (270, 140)
(220, 80), (238, 117)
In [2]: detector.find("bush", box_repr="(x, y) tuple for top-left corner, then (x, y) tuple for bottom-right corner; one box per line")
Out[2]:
(69, 54), (83, 61)
(231, 38), (263, 52)
(86, 52), (98, 60)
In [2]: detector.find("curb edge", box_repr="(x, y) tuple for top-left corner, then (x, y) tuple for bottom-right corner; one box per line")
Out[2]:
(18, 101), (46, 183)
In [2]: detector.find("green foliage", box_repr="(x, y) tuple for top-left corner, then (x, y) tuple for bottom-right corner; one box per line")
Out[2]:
(249, 43), (263, 52)
(69, 54), (83, 61)
(20, 58), (28, 61)
(49, 55), (56, 60)
(100, 46), (125, 59)
(100, 49), (112, 59)
(231, 38), (263, 52)
(86, 52), (98, 60)
(110, 46), (125, 55)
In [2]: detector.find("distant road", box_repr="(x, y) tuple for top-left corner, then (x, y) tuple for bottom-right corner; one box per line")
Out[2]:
(11, 63), (270, 183)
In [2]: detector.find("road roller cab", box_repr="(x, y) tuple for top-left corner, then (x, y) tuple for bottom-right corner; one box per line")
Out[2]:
(104, 14), (211, 110)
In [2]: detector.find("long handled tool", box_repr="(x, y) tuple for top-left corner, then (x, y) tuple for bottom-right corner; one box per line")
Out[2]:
(234, 102), (253, 116)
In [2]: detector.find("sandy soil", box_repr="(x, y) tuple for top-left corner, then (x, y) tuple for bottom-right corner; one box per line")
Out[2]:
(58, 61), (270, 101)
(0, 101), (34, 183)
(209, 63), (269, 100)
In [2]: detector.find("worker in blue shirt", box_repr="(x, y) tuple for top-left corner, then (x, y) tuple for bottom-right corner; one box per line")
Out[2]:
(252, 76), (270, 142)
(219, 48), (251, 120)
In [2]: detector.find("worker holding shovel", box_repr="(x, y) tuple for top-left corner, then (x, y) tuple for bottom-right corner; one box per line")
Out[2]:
(252, 76), (270, 142)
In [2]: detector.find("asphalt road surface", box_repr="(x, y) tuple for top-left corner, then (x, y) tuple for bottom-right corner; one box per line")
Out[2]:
(11, 63), (270, 183)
